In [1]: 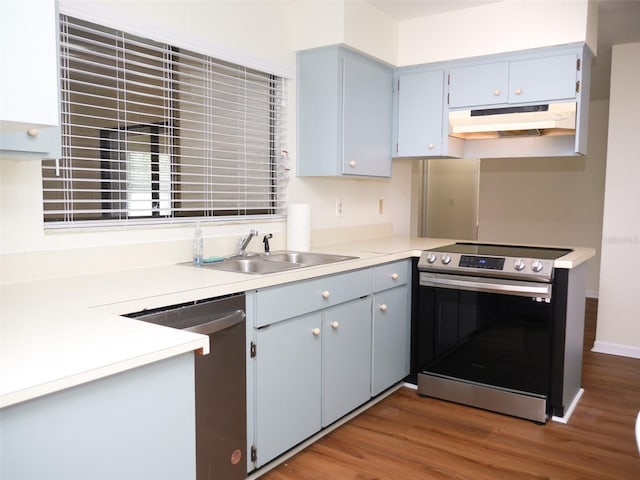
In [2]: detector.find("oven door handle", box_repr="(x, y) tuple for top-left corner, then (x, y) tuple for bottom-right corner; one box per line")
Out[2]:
(419, 273), (552, 299)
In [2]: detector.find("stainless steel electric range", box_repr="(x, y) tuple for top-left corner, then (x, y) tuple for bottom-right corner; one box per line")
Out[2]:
(414, 242), (577, 423)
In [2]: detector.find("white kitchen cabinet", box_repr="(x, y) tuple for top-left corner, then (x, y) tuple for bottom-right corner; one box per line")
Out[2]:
(396, 70), (447, 157)
(448, 53), (579, 109)
(0, 0), (60, 157)
(297, 45), (393, 177)
(371, 260), (411, 396)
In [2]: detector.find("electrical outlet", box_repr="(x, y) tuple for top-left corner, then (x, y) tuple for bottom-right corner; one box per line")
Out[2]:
(336, 197), (344, 218)
(378, 198), (384, 215)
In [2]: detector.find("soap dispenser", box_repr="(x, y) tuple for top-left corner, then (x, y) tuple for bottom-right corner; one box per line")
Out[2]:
(193, 223), (204, 265)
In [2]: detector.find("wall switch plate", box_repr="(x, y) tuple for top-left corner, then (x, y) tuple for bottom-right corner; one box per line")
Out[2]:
(336, 197), (344, 217)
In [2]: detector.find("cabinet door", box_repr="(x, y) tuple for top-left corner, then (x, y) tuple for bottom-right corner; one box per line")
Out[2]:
(342, 50), (393, 177)
(255, 313), (322, 467)
(448, 61), (509, 108)
(372, 286), (409, 396)
(508, 53), (577, 104)
(0, 0), (58, 131)
(322, 297), (372, 426)
(396, 70), (444, 157)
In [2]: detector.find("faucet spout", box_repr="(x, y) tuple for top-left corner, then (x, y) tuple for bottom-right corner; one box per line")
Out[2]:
(237, 229), (258, 256)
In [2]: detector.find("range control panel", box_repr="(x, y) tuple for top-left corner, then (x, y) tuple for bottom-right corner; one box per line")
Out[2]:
(418, 251), (555, 282)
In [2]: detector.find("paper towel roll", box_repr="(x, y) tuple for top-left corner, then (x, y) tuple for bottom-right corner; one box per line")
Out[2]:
(287, 203), (311, 251)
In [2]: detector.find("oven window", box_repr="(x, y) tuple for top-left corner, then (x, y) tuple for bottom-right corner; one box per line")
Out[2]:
(420, 288), (553, 396)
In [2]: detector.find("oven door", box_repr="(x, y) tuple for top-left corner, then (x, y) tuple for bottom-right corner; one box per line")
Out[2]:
(416, 272), (554, 422)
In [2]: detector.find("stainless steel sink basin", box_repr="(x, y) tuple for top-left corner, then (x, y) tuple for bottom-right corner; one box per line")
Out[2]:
(262, 251), (358, 266)
(197, 250), (358, 274)
(202, 257), (302, 274)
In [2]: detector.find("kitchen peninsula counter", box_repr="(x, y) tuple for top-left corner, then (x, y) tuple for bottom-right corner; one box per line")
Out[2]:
(0, 237), (594, 409)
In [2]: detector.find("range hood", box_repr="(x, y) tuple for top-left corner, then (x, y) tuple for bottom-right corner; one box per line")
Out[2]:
(449, 102), (576, 140)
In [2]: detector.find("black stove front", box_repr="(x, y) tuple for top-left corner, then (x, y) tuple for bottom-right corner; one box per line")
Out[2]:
(412, 242), (572, 423)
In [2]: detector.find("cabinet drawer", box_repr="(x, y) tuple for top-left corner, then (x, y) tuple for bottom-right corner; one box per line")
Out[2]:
(373, 260), (408, 292)
(255, 268), (372, 327)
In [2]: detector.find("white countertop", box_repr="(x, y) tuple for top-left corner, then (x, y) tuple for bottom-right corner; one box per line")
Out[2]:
(0, 236), (594, 408)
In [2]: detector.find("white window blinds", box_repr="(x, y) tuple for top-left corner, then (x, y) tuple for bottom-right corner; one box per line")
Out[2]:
(43, 15), (288, 228)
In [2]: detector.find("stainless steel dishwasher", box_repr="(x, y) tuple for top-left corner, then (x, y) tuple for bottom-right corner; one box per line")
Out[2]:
(125, 293), (246, 480)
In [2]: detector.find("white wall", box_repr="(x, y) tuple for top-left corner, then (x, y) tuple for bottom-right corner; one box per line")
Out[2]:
(477, 99), (608, 296)
(594, 42), (640, 357)
(397, 0), (595, 66)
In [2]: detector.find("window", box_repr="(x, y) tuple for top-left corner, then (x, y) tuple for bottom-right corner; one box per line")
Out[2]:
(43, 15), (288, 228)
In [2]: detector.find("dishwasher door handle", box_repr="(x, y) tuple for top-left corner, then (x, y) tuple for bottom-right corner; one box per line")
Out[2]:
(185, 310), (246, 336)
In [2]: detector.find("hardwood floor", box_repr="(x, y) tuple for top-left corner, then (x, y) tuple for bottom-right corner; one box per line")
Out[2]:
(260, 299), (640, 479)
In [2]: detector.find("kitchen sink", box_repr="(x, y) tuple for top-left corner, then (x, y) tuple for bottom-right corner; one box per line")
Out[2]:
(262, 251), (358, 266)
(201, 257), (302, 274)
(197, 251), (358, 274)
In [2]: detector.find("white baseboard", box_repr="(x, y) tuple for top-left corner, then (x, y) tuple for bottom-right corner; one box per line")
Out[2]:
(552, 388), (584, 424)
(586, 290), (599, 299)
(592, 341), (640, 359)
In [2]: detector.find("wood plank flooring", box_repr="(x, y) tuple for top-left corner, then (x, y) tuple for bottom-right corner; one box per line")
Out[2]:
(259, 299), (640, 479)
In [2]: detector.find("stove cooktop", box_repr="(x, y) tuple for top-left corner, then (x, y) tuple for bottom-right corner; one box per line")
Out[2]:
(428, 242), (572, 260)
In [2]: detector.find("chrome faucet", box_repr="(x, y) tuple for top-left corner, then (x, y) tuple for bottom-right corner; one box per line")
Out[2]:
(237, 229), (258, 256)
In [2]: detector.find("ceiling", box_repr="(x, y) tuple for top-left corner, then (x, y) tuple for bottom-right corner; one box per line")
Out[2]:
(366, 0), (640, 100)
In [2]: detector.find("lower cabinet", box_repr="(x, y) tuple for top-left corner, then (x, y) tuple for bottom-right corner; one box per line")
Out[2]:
(254, 312), (322, 467)
(249, 260), (411, 470)
(372, 285), (410, 396)
(322, 297), (372, 426)
(253, 297), (372, 467)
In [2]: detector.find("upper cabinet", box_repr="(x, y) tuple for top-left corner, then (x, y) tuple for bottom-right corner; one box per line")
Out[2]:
(297, 45), (393, 178)
(394, 43), (592, 159)
(449, 53), (579, 109)
(0, 0), (60, 157)
(396, 70), (447, 157)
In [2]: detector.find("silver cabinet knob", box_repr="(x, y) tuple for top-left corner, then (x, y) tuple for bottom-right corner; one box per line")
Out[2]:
(390, 272), (399, 280)
(321, 290), (330, 299)
(312, 327), (321, 337)
(514, 88), (522, 95)
(349, 160), (356, 168)
(379, 304), (388, 312)
(493, 89), (501, 96)
(330, 321), (339, 329)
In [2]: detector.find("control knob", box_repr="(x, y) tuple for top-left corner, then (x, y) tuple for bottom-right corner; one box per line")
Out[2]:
(425, 252), (437, 264)
(531, 260), (544, 273)
(441, 254), (452, 265)
(514, 259), (526, 271)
